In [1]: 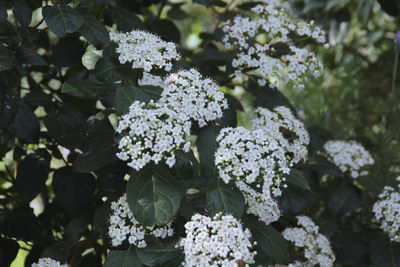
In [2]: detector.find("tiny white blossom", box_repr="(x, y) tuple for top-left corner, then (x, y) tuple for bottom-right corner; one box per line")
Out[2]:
(215, 127), (291, 224)
(138, 72), (164, 87)
(221, 1), (327, 88)
(372, 186), (400, 242)
(108, 194), (174, 248)
(179, 213), (256, 266)
(31, 258), (67, 267)
(159, 69), (228, 127)
(322, 140), (374, 178)
(110, 30), (180, 72)
(282, 216), (335, 267)
(116, 100), (191, 170)
(253, 106), (310, 164)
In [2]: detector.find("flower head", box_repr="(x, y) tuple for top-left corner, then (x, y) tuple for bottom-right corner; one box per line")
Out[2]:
(322, 140), (374, 178)
(283, 216), (335, 267)
(179, 213), (256, 266)
(110, 30), (180, 72)
(372, 186), (400, 242)
(159, 69), (228, 127)
(31, 258), (67, 267)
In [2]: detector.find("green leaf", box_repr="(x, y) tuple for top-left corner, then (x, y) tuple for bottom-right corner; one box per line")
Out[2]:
(377, 0), (400, 16)
(206, 178), (245, 218)
(12, 1), (31, 27)
(301, 161), (344, 177)
(53, 167), (95, 217)
(136, 240), (181, 265)
(42, 6), (84, 37)
(105, 247), (142, 267)
(74, 120), (118, 172)
(8, 100), (40, 142)
(114, 85), (152, 114)
(0, 44), (17, 71)
(286, 169), (311, 191)
(62, 79), (114, 99)
(109, 7), (144, 32)
(15, 149), (51, 202)
(328, 182), (360, 216)
(127, 168), (181, 226)
(148, 19), (180, 43)
(280, 185), (314, 213)
(244, 216), (289, 264)
(16, 47), (47, 66)
(197, 124), (219, 178)
(370, 236), (400, 267)
(79, 16), (110, 49)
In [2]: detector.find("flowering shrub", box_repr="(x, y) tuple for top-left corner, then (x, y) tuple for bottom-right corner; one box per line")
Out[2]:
(0, 0), (399, 266)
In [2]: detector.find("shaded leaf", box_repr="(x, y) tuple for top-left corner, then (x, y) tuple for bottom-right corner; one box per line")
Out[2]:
(207, 178), (245, 218)
(8, 100), (40, 142)
(328, 182), (360, 216)
(114, 85), (152, 114)
(197, 124), (219, 178)
(0, 44), (17, 71)
(62, 79), (115, 99)
(104, 247), (142, 267)
(286, 169), (311, 191)
(13, 0), (32, 27)
(370, 236), (400, 267)
(42, 6), (84, 37)
(127, 168), (181, 226)
(15, 149), (51, 202)
(79, 16), (110, 49)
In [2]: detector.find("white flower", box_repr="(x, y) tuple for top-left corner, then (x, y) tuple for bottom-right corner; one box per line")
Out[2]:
(221, 1), (326, 88)
(215, 127), (291, 224)
(138, 72), (164, 87)
(31, 258), (67, 267)
(372, 186), (400, 242)
(179, 213), (256, 266)
(253, 106), (309, 164)
(116, 100), (191, 170)
(282, 216), (335, 267)
(322, 140), (374, 178)
(159, 69), (228, 127)
(108, 194), (174, 248)
(110, 30), (180, 72)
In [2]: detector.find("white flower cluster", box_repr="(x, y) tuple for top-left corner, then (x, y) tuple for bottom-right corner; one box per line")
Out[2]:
(215, 127), (290, 224)
(179, 213), (256, 266)
(108, 194), (174, 247)
(138, 72), (164, 87)
(116, 100), (191, 170)
(274, 261), (313, 267)
(282, 216), (335, 267)
(117, 69), (228, 170)
(31, 258), (67, 267)
(222, 1), (327, 88)
(253, 106), (309, 164)
(322, 140), (374, 178)
(372, 186), (400, 242)
(160, 69), (228, 127)
(110, 30), (180, 72)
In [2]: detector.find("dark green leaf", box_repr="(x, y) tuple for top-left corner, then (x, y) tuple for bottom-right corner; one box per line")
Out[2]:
(328, 183), (360, 216)
(148, 19), (180, 43)
(114, 85), (152, 114)
(42, 6), (84, 37)
(0, 237), (19, 266)
(41, 241), (71, 263)
(91, 58), (134, 82)
(62, 79), (115, 99)
(109, 7), (144, 32)
(12, 0), (32, 27)
(64, 217), (89, 244)
(332, 233), (369, 265)
(207, 178), (245, 218)
(0, 210), (41, 241)
(280, 185), (315, 213)
(244, 216), (289, 264)
(74, 118), (117, 172)
(286, 169), (311, 191)
(301, 162), (344, 177)
(127, 168), (181, 226)
(377, 0), (400, 16)
(104, 247), (142, 267)
(16, 47), (47, 66)
(50, 35), (85, 67)
(167, 7), (189, 20)
(0, 5), (7, 22)
(79, 16), (110, 49)
(136, 240), (181, 265)
(0, 44), (17, 71)
(197, 124), (219, 178)
(8, 100), (40, 142)
(0, 87), (18, 129)
(15, 149), (51, 202)
(370, 236), (400, 267)
(53, 167), (95, 216)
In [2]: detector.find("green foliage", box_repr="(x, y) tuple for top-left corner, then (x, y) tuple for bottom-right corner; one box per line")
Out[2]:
(0, 0), (399, 266)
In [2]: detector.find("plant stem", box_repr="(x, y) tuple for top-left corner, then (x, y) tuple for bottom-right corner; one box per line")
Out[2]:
(391, 52), (399, 95)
